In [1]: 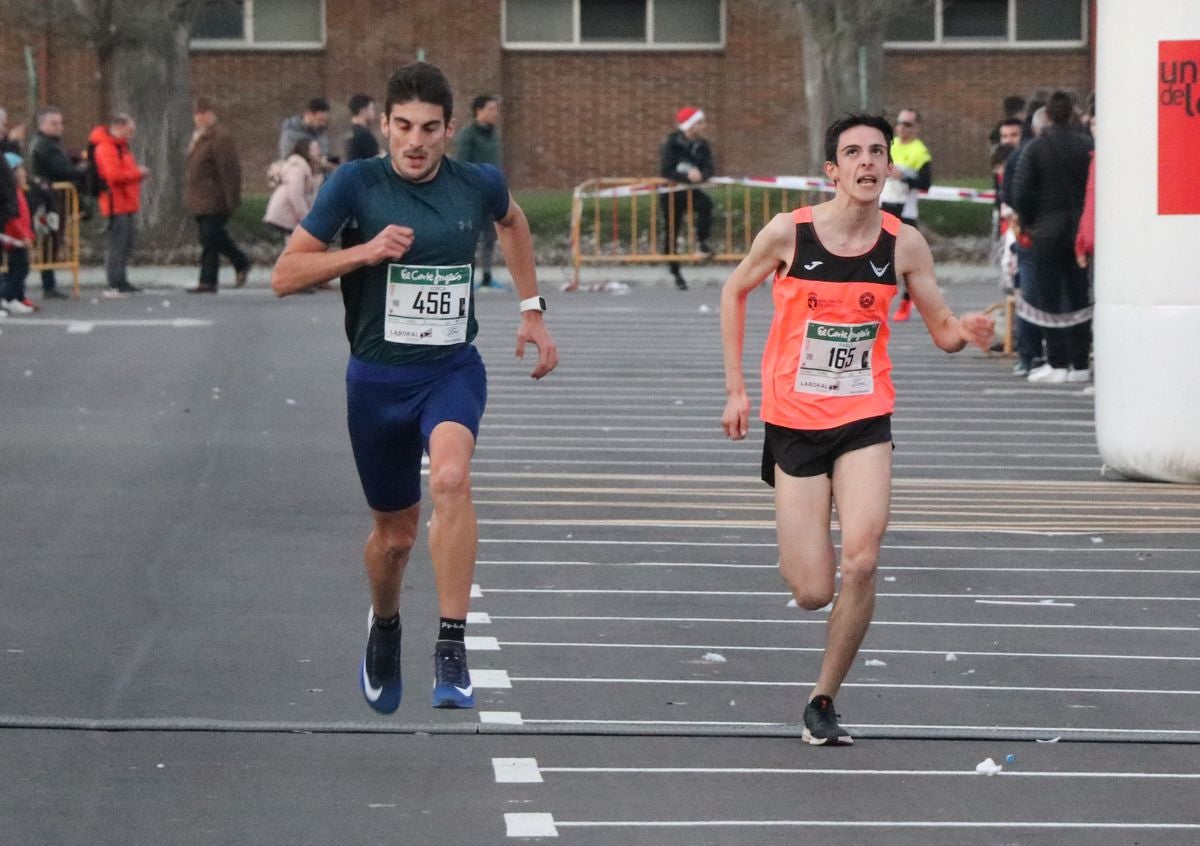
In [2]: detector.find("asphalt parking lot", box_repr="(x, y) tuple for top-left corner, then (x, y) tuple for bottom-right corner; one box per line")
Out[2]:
(2, 275), (1198, 844)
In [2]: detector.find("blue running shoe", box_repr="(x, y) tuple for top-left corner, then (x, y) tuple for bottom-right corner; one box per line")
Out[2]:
(360, 610), (402, 714)
(432, 640), (475, 709)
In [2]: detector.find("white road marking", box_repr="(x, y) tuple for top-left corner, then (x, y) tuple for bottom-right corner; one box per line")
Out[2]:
(470, 583), (484, 597)
(478, 559), (1200, 575)
(537, 765), (1200, 780)
(504, 813), (558, 837)
(489, 614), (1200, 633)
(480, 711), (524, 725)
(480, 587), (1197, 603)
(493, 758), (543, 783)
(507, 675), (1200, 696)
(494, 639), (1200, 663)
(548, 819), (1200, 832)
(466, 611), (492, 624)
(471, 669), (512, 689)
(465, 636), (500, 651)
(5, 317), (211, 329)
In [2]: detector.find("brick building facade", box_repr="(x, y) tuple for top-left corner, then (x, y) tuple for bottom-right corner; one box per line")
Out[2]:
(1, 1), (1095, 192)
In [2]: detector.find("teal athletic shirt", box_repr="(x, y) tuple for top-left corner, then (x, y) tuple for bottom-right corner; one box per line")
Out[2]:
(300, 155), (510, 366)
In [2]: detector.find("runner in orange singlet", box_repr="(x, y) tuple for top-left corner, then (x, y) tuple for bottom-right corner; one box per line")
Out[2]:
(720, 114), (994, 746)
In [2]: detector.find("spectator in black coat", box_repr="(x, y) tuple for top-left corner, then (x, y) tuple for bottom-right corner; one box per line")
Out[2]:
(659, 106), (715, 290)
(1011, 92), (1094, 383)
(27, 107), (83, 300)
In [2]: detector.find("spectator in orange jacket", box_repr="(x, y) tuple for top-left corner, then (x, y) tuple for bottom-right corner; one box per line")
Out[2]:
(89, 114), (150, 296)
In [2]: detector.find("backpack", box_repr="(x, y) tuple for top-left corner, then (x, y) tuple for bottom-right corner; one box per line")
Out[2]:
(83, 139), (109, 198)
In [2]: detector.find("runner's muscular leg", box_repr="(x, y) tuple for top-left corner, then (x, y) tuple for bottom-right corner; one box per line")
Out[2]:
(775, 469), (836, 610)
(365, 503), (420, 618)
(811, 442), (891, 702)
(427, 421), (478, 619)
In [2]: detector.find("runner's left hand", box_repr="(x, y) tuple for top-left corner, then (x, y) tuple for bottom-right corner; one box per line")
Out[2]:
(959, 312), (995, 350)
(516, 313), (558, 379)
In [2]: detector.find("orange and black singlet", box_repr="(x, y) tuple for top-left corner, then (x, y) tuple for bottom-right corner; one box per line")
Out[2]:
(760, 207), (901, 431)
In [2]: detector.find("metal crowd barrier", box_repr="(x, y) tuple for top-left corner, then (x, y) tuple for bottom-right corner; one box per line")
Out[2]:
(567, 175), (1012, 354)
(1, 181), (82, 298)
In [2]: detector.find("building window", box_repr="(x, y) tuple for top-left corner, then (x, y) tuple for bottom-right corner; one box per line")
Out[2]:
(504, 0), (724, 50)
(886, 0), (1086, 48)
(191, 0), (325, 49)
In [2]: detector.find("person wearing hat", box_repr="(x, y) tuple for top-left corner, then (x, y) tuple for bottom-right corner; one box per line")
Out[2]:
(659, 106), (715, 290)
(2, 152), (37, 315)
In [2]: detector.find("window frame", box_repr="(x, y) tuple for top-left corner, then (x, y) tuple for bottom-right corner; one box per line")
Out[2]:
(189, 0), (327, 52)
(502, 0), (726, 52)
(884, 0), (1088, 51)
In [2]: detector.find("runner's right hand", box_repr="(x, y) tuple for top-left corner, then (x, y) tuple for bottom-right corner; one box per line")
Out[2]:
(722, 390), (750, 441)
(364, 224), (415, 265)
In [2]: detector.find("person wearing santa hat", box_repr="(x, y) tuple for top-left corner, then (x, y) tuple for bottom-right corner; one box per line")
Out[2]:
(659, 106), (715, 290)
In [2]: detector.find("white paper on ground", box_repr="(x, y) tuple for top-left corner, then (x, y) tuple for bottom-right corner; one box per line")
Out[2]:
(975, 757), (1003, 776)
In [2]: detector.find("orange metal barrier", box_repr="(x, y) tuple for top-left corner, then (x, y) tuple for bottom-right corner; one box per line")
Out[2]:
(2, 181), (81, 298)
(567, 175), (1013, 355)
(568, 177), (822, 291)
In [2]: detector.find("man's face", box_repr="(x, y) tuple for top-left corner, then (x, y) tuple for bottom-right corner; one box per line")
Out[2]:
(305, 110), (329, 130)
(476, 100), (500, 127)
(39, 112), (64, 138)
(115, 121), (136, 141)
(827, 124), (890, 203)
(896, 110), (919, 142)
(193, 110), (215, 130)
(382, 99), (454, 183)
(684, 119), (706, 140)
(999, 123), (1021, 147)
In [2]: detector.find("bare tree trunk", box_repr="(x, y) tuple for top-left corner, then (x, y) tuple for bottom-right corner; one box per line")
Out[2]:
(792, 0), (920, 172)
(107, 16), (192, 238)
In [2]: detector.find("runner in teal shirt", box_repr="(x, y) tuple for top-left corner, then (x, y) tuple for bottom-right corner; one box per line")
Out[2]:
(271, 62), (557, 715)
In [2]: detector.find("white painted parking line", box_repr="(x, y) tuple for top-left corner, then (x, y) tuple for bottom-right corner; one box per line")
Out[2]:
(490, 613), (1200, 633)
(507, 675), (1200, 697)
(478, 558), (1200, 575)
(536, 765), (1200, 780)
(470, 583), (484, 597)
(541, 818), (1200, 833)
(480, 537), (1200, 554)
(465, 636), (500, 651)
(3, 317), (212, 329)
(466, 611), (492, 624)
(509, 716), (1200, 739)
(480, 587), (1200, 603)
(504, 813), (558, 837)
(492, 758), (543, 783)
(470, 670), (512, 689)
(494, 639), (1200, 663)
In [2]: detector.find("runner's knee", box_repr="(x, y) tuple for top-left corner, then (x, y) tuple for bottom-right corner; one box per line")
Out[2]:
(428, 461), (471, 503)
(839, 542), (879, 587)
(372, 521), (417, 563)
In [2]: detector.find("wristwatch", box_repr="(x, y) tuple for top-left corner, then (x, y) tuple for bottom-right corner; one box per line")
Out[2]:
(519, 296), (547, 313)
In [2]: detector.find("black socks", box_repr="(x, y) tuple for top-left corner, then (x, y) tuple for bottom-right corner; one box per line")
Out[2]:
(438, 617), (467, 642)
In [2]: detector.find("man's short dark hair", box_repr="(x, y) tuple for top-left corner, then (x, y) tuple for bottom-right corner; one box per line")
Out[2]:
(471, 94), (498, 114)
(1003, 95), (1027, 116)
(348, 94), (374, 116)
(193, 97), (216, 114)
(1001, 117), (1024, 131)
(1045, 91), (1074, 125)
(824, 113), (893, 164)
(385, 62), (453, 123)
(306, 98), (330, 114)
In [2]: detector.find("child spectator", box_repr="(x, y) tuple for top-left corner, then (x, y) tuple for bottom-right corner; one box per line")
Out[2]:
(2, 152), (36, 314)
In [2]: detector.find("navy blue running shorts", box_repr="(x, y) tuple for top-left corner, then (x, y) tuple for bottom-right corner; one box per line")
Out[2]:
(762, 414), (893, 485)
(346, 345), (487, 512)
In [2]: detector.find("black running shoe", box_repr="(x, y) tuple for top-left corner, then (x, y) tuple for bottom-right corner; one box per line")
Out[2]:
(360, 610), (403, 714)
(802, 694), (853, 746)
(432, 640), (475, 709)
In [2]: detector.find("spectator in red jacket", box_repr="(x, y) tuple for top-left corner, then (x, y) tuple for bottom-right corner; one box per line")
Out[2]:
(89, 114), (150, 297)
(2, 152), (36, 315)
(1075, 151), (1095, 269)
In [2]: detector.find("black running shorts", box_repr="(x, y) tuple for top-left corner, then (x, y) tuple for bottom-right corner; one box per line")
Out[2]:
(761, 414), (893, 486)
